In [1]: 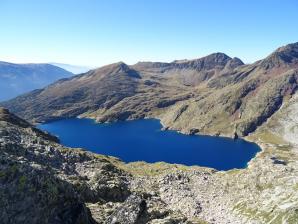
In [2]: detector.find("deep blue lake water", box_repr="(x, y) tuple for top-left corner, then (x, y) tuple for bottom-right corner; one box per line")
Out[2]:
(38, 118), (260, 170)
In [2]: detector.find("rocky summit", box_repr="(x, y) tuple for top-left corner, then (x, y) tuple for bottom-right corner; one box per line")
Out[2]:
(1, 42), (298, 224)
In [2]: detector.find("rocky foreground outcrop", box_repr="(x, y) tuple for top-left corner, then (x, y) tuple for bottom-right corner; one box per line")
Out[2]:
(0, 108), (197, 223)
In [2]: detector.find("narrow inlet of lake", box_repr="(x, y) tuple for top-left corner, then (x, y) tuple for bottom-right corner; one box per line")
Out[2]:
(38, 118), (260, 170)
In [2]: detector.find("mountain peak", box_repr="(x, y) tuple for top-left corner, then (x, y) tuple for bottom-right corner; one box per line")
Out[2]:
(174, 52), (231, 64)
(224, 57), (244, 69)
(94, 61), (129, 73)
(275, 42), (298, 53)
(87, 61), (141, 79)
(174, 52), (233, 71)
(207, 52), (231, 59)
(261, 42), (298, 69)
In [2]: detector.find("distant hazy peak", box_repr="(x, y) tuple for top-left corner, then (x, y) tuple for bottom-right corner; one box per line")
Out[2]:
(0, 61), (67, 69)
(50, 62), (92, 74)
(0, 61), (74, 101)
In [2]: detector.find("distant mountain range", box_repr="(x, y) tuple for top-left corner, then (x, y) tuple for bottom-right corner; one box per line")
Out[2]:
(50, 63), (92, 74)
(0, 62), (74, 101)
(2, 42), (298, 138)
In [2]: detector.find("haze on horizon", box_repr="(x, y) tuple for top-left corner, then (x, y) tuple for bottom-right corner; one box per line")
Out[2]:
(0, 0), (298, 67)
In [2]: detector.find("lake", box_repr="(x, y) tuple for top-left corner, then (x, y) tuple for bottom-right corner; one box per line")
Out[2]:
(38, 118), (260, 170)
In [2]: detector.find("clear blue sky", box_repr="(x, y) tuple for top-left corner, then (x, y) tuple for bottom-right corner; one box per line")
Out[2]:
(0, 0), (297, 67)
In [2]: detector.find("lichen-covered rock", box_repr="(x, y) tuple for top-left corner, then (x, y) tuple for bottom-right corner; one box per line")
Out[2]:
(0, 109), (129, 223)
(106, 194), (146, 224)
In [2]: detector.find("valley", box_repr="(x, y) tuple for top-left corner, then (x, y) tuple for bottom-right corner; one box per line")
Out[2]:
(1, 42), (298, 223)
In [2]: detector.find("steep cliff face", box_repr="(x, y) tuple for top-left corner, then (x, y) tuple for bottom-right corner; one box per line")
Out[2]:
(2, 42), (298, 138)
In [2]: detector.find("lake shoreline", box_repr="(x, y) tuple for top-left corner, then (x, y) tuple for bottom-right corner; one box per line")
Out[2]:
(38, 117), (261, 171)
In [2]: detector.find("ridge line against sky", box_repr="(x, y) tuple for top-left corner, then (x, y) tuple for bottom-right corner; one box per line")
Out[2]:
(0, 0), (297, 67)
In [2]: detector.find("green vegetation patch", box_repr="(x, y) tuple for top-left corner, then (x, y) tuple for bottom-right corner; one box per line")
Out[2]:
(122, 161), (206, 176)
(18, 175), (27, 191)
(233, 201), (298, 224)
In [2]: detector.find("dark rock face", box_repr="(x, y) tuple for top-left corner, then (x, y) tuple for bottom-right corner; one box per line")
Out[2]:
(0, 158), (95, 224)
(0, 107), (30, 128)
